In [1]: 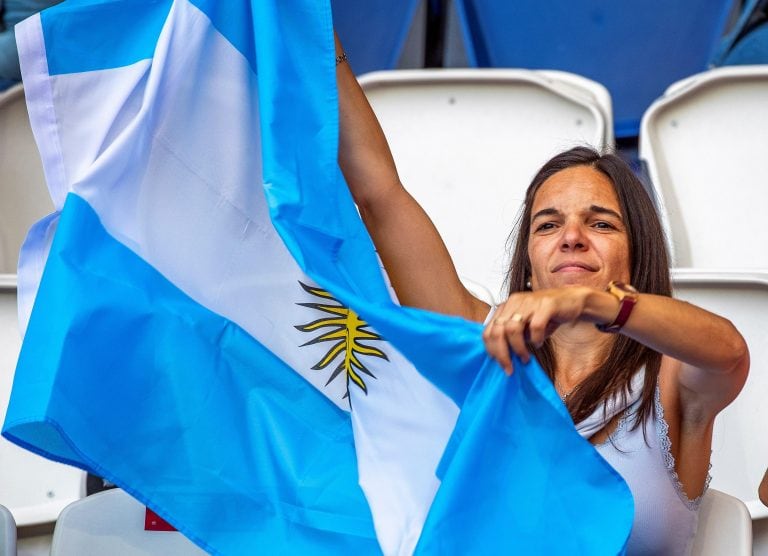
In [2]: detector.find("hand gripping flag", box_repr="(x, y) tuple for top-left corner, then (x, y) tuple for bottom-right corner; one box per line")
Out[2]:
(3, 0), (634, 554)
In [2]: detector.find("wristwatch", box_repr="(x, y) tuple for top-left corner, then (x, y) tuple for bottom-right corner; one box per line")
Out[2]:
(596, 281), (638, 333)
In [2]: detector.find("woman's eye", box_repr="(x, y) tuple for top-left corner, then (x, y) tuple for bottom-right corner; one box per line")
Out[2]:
(535, 222), (556, 232)
(593, 221), (615, 230)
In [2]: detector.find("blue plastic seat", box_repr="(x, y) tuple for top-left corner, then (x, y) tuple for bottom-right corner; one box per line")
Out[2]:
(331, 0), (421, 74)
(454, 0), (735, 138)
(713, 0), (768, 65)
(721, 22), (768, 64)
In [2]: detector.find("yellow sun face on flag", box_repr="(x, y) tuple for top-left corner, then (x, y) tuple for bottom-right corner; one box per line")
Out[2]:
(296, 281), (388, 398)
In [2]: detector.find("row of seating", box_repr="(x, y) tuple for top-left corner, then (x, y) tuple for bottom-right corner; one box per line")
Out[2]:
(638, 64), (768, 538)
(334, 0), (768, 138)
(360, 65), (768, 288)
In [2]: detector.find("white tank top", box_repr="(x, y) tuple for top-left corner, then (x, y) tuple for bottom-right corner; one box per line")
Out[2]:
(593, 387), (708, 555)
(483, 307), (705, 553)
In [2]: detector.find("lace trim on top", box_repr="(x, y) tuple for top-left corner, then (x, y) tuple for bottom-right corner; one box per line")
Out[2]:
(655, 386), (711, 511)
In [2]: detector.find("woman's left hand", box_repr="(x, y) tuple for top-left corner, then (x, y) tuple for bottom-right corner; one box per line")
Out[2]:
(481, 286), (602, 374)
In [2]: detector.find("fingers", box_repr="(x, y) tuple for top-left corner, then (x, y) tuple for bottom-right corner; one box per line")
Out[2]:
(484, 288), (590, 373)
(482, 311), (530, 375)
(527, 305), (553, 348)
(503, 313), (530, 364)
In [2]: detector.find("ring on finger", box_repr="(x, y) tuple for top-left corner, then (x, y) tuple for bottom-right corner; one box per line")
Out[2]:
(510, 313), (525, 323)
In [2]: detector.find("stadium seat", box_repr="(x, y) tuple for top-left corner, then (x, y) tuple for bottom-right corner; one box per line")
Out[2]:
(0, 279), (86, 526)
(453, 0), (735, 138)
(359, 68), (611, 301)
(0, 82), (82, 527)
(0, 83), (53, 275)
(0, 503), (16, 556)
(691, 489), (753, 555)
(50, 489), (207, 556)
(721, 21), (768, 64)
(639, 65), (768, 269)
(331, 0), (421, 75)
(672, 269), (768, 522)
(713, 0), (768, 66)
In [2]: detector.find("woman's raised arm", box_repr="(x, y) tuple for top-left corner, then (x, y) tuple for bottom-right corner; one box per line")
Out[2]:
(335, 34), (488, 322)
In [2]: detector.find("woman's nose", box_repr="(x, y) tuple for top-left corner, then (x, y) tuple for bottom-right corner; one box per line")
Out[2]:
(560, 221), (587, 250)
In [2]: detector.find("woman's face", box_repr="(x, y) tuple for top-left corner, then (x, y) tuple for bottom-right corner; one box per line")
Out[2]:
(527, 165), (631, 291)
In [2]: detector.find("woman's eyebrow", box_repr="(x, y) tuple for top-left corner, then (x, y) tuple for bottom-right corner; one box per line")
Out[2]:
(532, 207), (561, 220)
(589, 205), (623, 221)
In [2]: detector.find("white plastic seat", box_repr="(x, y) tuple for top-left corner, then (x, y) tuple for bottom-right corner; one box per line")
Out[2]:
(0, 84), (82, 527)
(359, 68), (613, 302)
(691, 489), (753, 555)
(639, 65), (768, 269)
(672, 269), (768, 521)
(50, 489), (206, 556)
(0, 502), (16, 556)
(0, 83), (54, 275)
(0, 277), (85, 526)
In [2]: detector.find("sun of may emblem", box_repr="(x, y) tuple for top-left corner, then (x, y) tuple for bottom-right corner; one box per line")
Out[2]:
(295, 281), (388, 397)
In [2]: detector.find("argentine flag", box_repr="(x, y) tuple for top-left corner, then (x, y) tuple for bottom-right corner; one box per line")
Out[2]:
(2, 0), (634, 554)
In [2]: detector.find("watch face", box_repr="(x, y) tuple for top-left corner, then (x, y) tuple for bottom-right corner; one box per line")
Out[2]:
(611, 281), (638, 295)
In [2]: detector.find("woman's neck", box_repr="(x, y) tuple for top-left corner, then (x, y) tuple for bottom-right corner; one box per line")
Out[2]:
(550, 321), (614, 389)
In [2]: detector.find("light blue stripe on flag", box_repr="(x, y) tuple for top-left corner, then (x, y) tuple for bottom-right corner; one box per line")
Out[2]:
(40, 0), (260, 75)
(415, 358), (633, 554)
(4, 193), (380, 554)
(40, 0), (173, 75)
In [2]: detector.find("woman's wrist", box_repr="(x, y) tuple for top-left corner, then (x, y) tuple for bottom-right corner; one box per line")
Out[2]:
(582, 287), (621, 326)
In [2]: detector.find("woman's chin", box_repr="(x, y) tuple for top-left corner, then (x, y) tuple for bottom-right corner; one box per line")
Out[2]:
(547, 272), (601, 289)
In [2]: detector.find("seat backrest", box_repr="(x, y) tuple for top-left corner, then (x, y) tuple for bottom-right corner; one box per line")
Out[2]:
(712, 0), (768, 65)
(0, 84), (54, 274)
(331, 0), (421, 75)
(0, 279), (85, 526)
(0, 83), (83, 528)
(0, 503), (16, 556)
(691, 489), (753, 555)
(639, 65), (768, 269)
(50, 489), (207, 556)
(360, 68), (611, 301)
(721, 21), (768, 65)
(672, 269), (768, 522)
(454, 0), (734, 138)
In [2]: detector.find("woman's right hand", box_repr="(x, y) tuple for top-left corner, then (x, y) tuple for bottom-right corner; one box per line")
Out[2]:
(481, 286), (609, 374)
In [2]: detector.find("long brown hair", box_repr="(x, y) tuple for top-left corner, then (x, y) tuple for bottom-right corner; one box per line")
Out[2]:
(506, 146), (671, 428)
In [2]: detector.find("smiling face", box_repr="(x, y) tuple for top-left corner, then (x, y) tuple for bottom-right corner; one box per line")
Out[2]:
(527, 165), (631, 291)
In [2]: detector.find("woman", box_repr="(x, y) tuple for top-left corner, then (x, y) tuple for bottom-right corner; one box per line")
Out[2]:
(335, 37), (749, 554)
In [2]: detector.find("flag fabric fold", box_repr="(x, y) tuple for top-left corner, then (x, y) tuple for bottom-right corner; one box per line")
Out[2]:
(3, 0), (633, 554)
(7, 192), (380, 554)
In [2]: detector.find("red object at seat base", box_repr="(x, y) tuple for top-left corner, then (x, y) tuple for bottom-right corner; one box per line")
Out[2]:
(145, 507), (177, 531)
